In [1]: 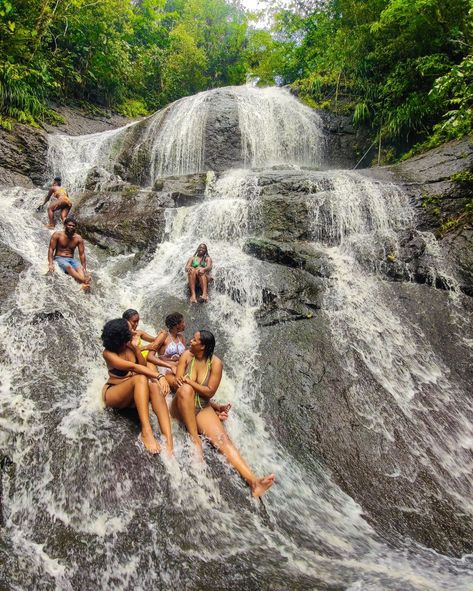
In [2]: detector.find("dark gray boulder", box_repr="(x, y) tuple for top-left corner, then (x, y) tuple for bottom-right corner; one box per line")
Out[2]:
(0, 124), (48, 187)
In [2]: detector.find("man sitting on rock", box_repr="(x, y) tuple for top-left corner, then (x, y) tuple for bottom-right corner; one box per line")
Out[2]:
(48, 216), (91, 290)
(38, 177), (72, 229)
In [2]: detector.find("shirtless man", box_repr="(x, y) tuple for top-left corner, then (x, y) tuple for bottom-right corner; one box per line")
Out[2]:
(48, 217), (90, 288)
(38, 177), (72, 229)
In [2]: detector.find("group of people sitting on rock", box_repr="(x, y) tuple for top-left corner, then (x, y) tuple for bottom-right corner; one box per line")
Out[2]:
(37, 178), (274, 496)
(101, 310), (275, 497)
(39, 178), (214, 302)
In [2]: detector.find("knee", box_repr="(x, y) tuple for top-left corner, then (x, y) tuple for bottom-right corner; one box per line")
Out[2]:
(134, 374), (148, 386)
(176, 384), (194, 402)
(214, 431), (231, 449)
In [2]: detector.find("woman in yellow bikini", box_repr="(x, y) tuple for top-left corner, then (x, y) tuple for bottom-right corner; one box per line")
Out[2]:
(171, 330), (275, 497)
(102, 317), (173, 454)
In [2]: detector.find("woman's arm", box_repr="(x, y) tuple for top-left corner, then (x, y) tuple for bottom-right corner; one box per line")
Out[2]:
(181, 357), (223, 400)
(185, 257), (193, 273)
(204, 256), (213, 273)
(103, 350), (162, 380)
(176, 350), (191, 380)
(147, 351), (177, 371)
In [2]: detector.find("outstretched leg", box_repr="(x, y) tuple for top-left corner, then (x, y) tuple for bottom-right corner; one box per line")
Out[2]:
(149, 380), (173, 454)
(188, 269), (198, 303)
(65, 264), (90, 285)
(171, 384), (202, 454)
(104, 374), (160, 453)
(196, 406), (275, 497)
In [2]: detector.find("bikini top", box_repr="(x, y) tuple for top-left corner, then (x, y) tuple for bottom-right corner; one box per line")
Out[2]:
(191, 256), (207, 268)
(109, 367), (129, 377)
(185, 356), (212, 386)
(163, 336), (186, 359)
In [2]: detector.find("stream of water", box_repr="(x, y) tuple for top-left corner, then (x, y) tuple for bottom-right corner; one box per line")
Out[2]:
(1, 87), (473, 590)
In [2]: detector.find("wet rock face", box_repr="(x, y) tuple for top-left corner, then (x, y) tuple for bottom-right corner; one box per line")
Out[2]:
(0, 242), (28, 312)
(0, 124), (48, 187)
(73, 173), (208, 257)
(260, 283), (473, 557)
(359, 135), (473, 295)
(203, 89), (242, 171)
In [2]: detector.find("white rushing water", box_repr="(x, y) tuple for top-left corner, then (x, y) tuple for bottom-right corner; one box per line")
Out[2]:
(1, 86), (473, 590)
(47, 86), (324, 191)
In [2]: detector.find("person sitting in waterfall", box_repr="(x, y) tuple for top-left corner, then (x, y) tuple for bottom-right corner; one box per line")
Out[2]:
(185, 243), (212, 304)
(37, 177), (72, 229)
(122, 309), (167, 360)
(171, 329), (274, 497)
(145, 312), (231, 421)
(48, 216), (91, 290)
(101, 318), (173, 455)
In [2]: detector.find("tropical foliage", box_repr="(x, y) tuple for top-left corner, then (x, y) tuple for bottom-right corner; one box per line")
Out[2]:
(249, 0), (472, 160)
(0, 0), (471, 160)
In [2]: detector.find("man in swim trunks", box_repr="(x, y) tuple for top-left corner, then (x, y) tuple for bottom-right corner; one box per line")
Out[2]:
(38, 177), (72, 229)
(47, 217), (91, 288)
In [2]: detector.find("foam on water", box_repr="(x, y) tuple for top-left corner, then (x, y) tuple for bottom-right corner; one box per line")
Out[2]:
(1, 87), (473, 590)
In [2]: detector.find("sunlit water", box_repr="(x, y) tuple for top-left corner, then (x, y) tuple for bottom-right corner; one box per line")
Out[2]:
(1, 87), (473, 590)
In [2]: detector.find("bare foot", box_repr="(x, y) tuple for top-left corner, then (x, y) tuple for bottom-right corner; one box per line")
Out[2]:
(80, 283), (91, 293)
(199, 295), (208, 303)
(46, 224), (55, 229)
(190, 296), (198, 304)
(251, 474), (275, 497)
(138, 431), (161, 454)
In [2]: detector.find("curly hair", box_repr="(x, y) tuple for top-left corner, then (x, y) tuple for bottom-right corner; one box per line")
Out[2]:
(165, 312), (184, 330)
(101, 318), (132, 353)
(199, 329), (215, 360)
(122, 309), (139, 321)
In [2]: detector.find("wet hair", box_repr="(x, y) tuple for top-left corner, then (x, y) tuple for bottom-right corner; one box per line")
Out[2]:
(165, 312), (184, 330)
(199, 329), (215, 359)
(101, 318), (132, 353)
(53, 177), (61, 184)
(122, 309), (139, 321)
(64, 216), (76, 225)
(194, 243), (209, 257)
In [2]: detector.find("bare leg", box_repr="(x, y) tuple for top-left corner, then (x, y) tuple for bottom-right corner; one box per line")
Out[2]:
(188, 269), (198, 303)
(60, 207), (71, 222)
(65, 264), (90, 285)
(104, 375), (160, 453)
(149, 380), (173, 454)
(47, 205), (57, 228)
(196, 406), (275, 497)
(198, 273), (209, 301)
(171, 384), (202, 454)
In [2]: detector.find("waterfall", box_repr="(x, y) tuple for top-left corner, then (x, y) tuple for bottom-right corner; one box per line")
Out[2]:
(1, 86), (473, 590)
(47, 86), (324, 189)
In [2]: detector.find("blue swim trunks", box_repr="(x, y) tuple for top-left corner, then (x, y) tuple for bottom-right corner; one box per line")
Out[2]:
(54, 256), (81, 273)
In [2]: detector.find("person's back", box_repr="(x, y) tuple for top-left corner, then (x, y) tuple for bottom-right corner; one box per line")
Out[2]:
(38, 177), (72, 228)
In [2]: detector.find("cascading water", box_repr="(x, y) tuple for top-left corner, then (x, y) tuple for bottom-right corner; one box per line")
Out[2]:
(1, 86), (473, 590)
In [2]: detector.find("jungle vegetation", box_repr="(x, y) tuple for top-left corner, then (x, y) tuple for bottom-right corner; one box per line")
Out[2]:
(0, 0), (471, 160)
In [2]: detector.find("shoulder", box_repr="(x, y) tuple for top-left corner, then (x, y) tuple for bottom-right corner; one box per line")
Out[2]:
(211, 355), (222, 368)
(181, 350), (192, 361)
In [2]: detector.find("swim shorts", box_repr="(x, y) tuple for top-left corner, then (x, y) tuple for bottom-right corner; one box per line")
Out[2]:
(54, 256), (81, 273)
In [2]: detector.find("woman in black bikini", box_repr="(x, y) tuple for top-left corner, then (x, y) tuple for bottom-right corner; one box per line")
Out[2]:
(171, 330), (275, 497)
(101, 318), (173, 454)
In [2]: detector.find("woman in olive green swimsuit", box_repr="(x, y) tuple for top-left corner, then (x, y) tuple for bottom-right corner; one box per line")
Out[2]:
(170, 330), (275, 497)
(185, 243), (213, 304)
